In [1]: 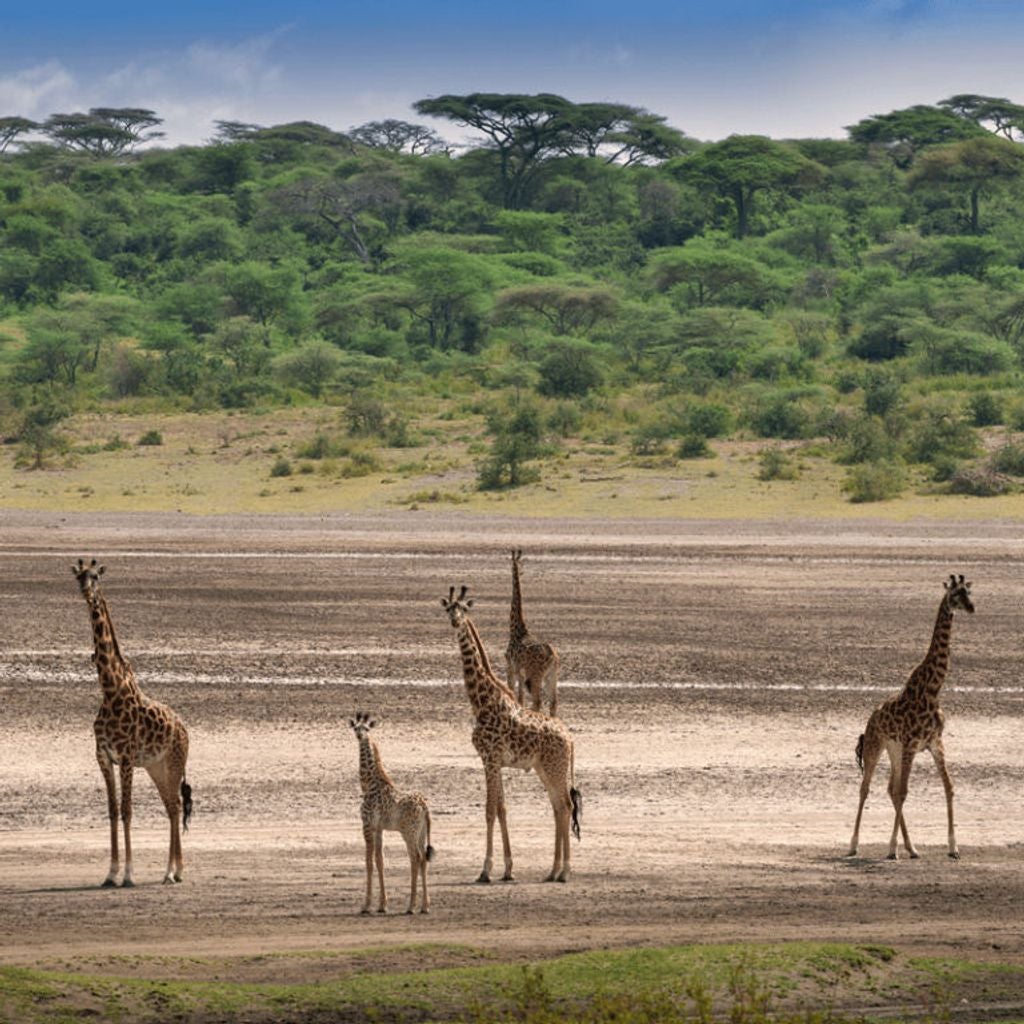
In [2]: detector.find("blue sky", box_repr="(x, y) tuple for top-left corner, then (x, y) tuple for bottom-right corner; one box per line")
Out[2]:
(4, 1), (1024, 146)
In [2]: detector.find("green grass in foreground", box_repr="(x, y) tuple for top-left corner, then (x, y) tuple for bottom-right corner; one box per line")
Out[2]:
(3, 941), (1024, 1023)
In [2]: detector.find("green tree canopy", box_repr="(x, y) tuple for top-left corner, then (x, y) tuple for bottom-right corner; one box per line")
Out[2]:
(908, 134), (1024, 234)
(675, 136), (824, 238)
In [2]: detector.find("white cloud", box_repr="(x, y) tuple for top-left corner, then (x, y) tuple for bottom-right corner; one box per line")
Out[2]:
(0, 60), (76, 118)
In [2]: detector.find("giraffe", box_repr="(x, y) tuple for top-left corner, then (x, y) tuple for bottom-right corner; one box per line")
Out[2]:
(847, 573), (975, 861)
(506, 549), (560, 717)
(348, 711), (435, 915)
(72, 558), (192, 887)
(441, 585), (581, 883)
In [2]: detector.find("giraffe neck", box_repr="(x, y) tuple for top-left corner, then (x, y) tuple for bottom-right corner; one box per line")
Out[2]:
(85, 592), (137, 699)
(357, 736), (392, 795)
(458, 618), (516, 713)
(907, 596), (955, 701)
(510, 560), (528, 640)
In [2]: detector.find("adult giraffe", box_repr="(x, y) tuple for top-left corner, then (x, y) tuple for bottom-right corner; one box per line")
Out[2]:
(441, 585), (580, 883)
(847, 573), (974, 861)
(72, 558), (192, 886)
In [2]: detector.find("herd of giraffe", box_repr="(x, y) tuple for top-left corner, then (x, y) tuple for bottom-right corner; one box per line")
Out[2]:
(71, 553), (976, 914)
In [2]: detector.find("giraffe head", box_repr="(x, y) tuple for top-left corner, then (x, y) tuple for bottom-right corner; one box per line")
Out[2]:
(348, 710), (378, 742)
(441, 584), (473, 628)
(943, 573), (974, 614)
(511, 548), (523, 564)
(71, 557), (105, 601)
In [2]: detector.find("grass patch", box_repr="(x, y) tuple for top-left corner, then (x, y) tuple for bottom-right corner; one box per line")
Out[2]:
(2, 942), (1023, 1023)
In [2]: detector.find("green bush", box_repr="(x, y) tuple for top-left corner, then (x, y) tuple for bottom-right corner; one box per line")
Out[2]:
(676, 434), (713, 459)
(843, 459), (907, 503)
(967, 391), (1003, 427)
(684, 401), (731, 438)
(948, 466), (1012, 497)
(269, 456), (293, 477)
(758, 446), (800, 480)
(837, 416), (897, 464)
(991, 442), (1024, 476)
(137, 429), (163, 446)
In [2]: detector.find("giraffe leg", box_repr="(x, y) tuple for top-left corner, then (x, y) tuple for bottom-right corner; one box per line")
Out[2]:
(478, 766), (498, 883)
(147, 764), (182, 885)
(360, 824), (374, 914)
(404, 834), (418, 915)
(887, 748), (917, 860)
(420, 846), (430, 914)
(374, 830), (387, 913)
(930, 740), (959, 860)
(96, 749), (120, 887)
(495, 774), (514, 882)
(847, 735), (880, 857)
(119, 761), (135, 887)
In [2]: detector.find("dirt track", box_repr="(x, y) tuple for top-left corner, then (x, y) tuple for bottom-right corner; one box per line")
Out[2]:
(1, 510), (1023, 978)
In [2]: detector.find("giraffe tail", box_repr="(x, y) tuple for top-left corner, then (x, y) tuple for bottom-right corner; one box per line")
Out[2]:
(567, 738), (581, 841)
(425, 807), (435, 863)
(855, 734), (865, 774)
(181, 778), (193, 831)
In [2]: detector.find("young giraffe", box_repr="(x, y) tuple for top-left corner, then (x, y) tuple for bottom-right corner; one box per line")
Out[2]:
(506, 549), (560, 717)
(348, 711), (434, 914)
(847, 573), (974, 861)
(442, 585), (581, 883)
(72, 558), (192, 887)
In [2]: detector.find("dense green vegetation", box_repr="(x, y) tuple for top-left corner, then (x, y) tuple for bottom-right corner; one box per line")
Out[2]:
(5, 94), (1024, 501)
(3, 941), (1023, 1023)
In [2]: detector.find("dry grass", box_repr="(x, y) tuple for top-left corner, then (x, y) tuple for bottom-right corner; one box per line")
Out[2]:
(3, 407), (1023, 519)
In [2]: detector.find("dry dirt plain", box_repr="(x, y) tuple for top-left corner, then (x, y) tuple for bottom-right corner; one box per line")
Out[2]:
(1, 510), (1023, 993)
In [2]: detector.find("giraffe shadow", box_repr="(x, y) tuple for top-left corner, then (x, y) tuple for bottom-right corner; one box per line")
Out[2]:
(21, 883), (143, 894)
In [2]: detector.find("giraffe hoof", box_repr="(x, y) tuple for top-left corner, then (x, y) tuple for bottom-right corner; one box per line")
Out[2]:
(475, 873), (491, 884)
(162, 876), (175, 885)
(405, 909), (414, 916)
(376, 908), (387, 914)
(909, 852), (920, 860)
(100, 878), (118, 888)
(501, 874), (515, 883)
(949, 851), (961, 861)
(173, 874), (183, 883)
(885, 853), (898, 861)
(360, 908), (371, 915)
(121, 878), (135, 888)
(420, 908), (429, 915)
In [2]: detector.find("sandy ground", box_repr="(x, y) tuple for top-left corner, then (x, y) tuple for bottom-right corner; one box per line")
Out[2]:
(1, 510), (1023, 981)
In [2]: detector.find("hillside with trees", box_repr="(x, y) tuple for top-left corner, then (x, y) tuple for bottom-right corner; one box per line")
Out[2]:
(4, 93), (1024, 506)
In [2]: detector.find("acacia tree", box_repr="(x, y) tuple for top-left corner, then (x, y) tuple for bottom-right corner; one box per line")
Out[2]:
(491, 283), (620, 335)
(272, 173), (401, 264)
(414, 93), (576, 209)
(939, 94), (1024, 140)
(349, 119), (449, 155)
(0, 116), (38, 153)
(909, 135), (1024, 234)
(846, 105), (983, 167)
(677, 136), (824, 239)
(41, 108), (164, 156)
(557, 103), (689, 165)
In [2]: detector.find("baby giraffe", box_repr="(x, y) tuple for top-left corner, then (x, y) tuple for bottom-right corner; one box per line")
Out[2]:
(348, 711), (434, 914)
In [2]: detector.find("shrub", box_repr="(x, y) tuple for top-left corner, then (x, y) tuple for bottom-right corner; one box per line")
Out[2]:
(537, 341), (603, 398)
(862, 366), (902, 417)
(685, 401), (731, 438)
(948, 466), (1012, 497)
(904, 408), (978, 466)
(967, 391), (1003, 427)
(837, 415), (897, 465)
(746, 393), (810, 440)
(137, 429), (163, 446)
(269, 456), (292, 477)
(676, 434), (712, 459)
(758, 446), (800, 480)
(991, 442), (1024, 476)
(548, 401), (582, 437)
(843, 459), (907, 503)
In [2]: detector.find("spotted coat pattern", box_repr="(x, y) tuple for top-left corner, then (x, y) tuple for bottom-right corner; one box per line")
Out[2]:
(73, 558), (190, 887)
(848, 574), (974, 861)
(443, 586), (580, 884)
(349, 712), (434, 914)
(505, 549), (560, 717)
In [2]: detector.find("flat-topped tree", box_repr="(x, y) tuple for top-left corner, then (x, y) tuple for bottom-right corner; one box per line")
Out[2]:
(42, 108), (163, 157)
(0, 116), (38, 153)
